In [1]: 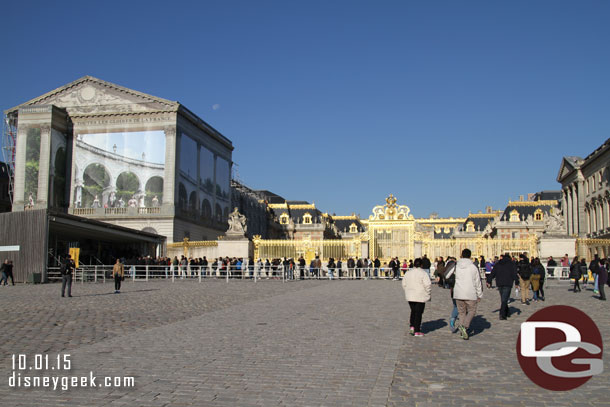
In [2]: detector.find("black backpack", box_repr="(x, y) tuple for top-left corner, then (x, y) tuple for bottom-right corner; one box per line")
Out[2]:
(518, 262), (532, 280)
(444, 263), (456, 288)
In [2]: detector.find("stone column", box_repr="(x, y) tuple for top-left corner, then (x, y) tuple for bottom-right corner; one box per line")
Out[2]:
(12, 124), (29, 211)
(36, 124), (52, 208)
(163, 126), (177, 212)
(565, 188), (572, 235)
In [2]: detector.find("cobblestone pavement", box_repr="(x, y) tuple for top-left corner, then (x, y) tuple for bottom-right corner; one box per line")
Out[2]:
(388, 280), (610, 407)
(0, 279), (608, 406)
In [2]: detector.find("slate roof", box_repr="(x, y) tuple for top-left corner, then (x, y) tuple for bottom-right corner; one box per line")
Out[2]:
(333, 218), (365, 233)
(499, 201), (558, 222)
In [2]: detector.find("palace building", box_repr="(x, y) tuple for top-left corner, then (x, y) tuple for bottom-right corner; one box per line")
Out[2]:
(558, 138), (610, 258)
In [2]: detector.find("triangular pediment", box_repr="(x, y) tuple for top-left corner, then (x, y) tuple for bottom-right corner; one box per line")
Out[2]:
(6, 76), (179, 115)
(557, 157), (580, 183)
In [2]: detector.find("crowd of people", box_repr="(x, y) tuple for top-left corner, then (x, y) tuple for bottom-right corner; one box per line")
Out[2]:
(401, 249), (609, 339)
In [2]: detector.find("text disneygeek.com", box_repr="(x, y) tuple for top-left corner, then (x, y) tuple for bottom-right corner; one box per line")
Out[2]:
(8, 354), (135, 391)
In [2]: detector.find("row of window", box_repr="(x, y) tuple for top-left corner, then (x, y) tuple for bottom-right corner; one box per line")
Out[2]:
(585, 169), (608, 195)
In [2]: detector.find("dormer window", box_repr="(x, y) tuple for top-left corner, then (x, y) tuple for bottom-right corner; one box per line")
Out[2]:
(349, 223), (358, 233)
(280, 213), (289, 225)
(534, 209), (543, 221)
(303, 213), (312, 224)
(510, 210), (520, 222)
(466, 221), (475, 232)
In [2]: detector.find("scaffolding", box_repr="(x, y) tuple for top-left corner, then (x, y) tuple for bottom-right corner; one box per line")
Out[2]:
(2, 113), (17, 204)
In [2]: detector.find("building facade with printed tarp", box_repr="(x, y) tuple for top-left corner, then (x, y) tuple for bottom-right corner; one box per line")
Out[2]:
(5, 76), (234, 243)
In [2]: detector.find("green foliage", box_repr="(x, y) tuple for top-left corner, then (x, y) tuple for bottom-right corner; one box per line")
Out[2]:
(117, 172), (139, 192)
(84, 163), (110, 187)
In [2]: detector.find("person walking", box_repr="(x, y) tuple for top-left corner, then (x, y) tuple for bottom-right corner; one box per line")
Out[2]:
(590, 254), (601, 294)
(597, 259), (608, 301)
(402, 258), (432, 337)
(113, 258), (124, 293)
(530, 258), (544, 302)
(61, 254), (75, 298)
(0, 259), (14, 286)
(453, 249), (483, 340)
(422, 255), (431, 278)
(517, 254), (532, 305)
(569, 256), (582, 292)
(443, 257), (459, 331)
(486, 253), (519, 320)
(434, 257), (446, 287)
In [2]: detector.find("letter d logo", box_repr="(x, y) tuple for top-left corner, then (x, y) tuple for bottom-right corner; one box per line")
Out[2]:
(516, 305), (604, 391)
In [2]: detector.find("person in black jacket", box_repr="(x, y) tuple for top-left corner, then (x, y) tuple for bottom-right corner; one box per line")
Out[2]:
(0, 259), (14, 286)
(569, 256), (582, 292)
(487, 254), (519, 320)
(422, 255), (432, 278)
(61, 255), (75, 298)
(517, 254), (532, 305)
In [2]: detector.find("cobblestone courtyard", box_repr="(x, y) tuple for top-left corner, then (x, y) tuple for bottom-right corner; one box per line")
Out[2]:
(0, 279), (608, 406)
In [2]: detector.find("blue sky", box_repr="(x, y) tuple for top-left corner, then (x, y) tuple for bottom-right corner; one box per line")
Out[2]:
(2, 1), (609, 218)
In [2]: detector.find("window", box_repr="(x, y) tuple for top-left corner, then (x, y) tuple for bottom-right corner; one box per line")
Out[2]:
(534, 209), (543, 221)
(303, 213), (312, 224)
(466, 221), (475, 232)
(509, 210), (520, 222)
(349, 223), (358, 233)
(280, 213), (289, 225)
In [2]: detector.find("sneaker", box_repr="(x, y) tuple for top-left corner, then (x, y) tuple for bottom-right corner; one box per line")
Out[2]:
(458, 325), (469, 340)
(594, 290), (599, 294)
(409, 326), (415, 336)
(414, 332), (425, 337)
(449, 318), (458, 333)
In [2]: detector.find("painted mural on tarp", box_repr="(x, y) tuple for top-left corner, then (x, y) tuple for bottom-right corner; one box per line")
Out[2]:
(24, 127), (41, 207)
(73, 130), (165, 208)
(49, 129), (67, 209)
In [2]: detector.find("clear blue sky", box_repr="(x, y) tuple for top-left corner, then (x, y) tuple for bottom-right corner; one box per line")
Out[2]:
(2, 1), (609, 218)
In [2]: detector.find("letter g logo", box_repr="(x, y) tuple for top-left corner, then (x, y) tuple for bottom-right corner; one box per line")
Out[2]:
(516, 306), (604, 391)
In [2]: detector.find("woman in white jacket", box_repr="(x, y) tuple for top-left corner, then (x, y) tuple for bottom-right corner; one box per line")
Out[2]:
(402, 258), (432, 337)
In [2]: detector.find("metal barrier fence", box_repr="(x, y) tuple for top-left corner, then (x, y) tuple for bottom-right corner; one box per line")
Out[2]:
(44, 263), (584, 284)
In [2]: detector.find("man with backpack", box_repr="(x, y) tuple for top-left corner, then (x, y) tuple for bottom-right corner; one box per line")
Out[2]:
(517, 253), (532, 305)
(61, 254), (75, 298)
(486, 254), (519, 320)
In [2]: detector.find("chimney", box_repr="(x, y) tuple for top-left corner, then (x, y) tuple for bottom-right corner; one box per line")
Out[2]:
(519, 195), (524, 202)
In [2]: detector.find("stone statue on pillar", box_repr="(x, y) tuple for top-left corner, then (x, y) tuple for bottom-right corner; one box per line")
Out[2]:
(226, 207), (248, 239)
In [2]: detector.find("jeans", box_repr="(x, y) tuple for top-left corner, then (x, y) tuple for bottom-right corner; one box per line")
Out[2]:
(0, 272), (7, 285)
(424, 269), (430, 278)
(450, 299), (458, 322)
(599, 281), (606, 300)
(595, 274), (599, 291)
(114, 274), (122, 291)
(408, 302), (426, 333)
(61, 275), (72, 297)
(498, 286), (511, 319)
(328, 269), (334, 280)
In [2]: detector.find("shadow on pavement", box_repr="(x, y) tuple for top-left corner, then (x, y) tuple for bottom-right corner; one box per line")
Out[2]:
(73, 288), (161, 297)
(421, 318), (447, 334)
(470, 315), (491, 336)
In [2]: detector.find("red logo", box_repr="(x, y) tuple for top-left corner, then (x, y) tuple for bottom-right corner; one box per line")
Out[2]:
(516, 305), (603, 391)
